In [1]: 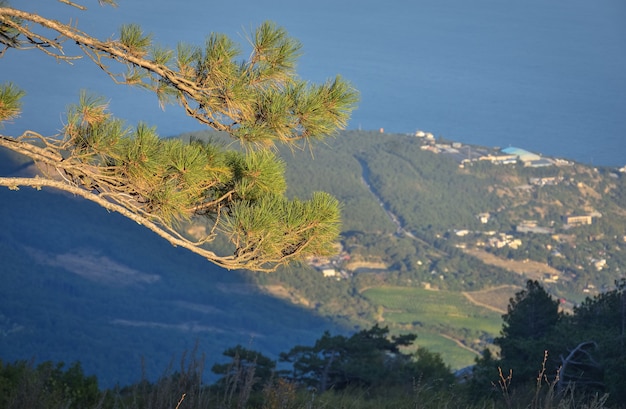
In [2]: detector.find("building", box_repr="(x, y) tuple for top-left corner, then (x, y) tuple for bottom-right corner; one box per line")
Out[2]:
(498, 147), (554, 167)
(529, 177), (561, 186)
(501, 147), (541, 162)
(322, 268), (337, 278)
(525, 158), (554, 167)
(563, 215), (593, 226)
(479, 153), (518, 164)
(543, 273), (560, 283)
(476, 212), (490, 224)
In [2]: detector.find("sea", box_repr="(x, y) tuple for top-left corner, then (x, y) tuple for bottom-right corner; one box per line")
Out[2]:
(3, 0), (626, 167)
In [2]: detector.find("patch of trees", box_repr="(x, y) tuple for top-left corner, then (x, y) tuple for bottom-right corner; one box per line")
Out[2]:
(0, 360), (99, 409)
(472, 279), (626, 407)
(359, 143), (498, 233)
(277, 324), (453, 392)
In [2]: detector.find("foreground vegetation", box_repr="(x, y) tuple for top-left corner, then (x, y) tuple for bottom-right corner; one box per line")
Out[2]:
(2, 280), (623, 408)
(0, 356), (610, 409)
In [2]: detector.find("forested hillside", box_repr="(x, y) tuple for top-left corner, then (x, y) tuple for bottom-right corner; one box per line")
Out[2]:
(272, 130), (625, 295)
(177, 129), (626, 369)
(179, 129), (625, 292)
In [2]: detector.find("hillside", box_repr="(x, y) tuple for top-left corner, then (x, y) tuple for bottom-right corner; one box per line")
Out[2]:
(248, 130), (626, 367)
(176, 129), (626, 369)
(0, 148), (342, 387)
(274, 130), (626, 295)
(2, 129), (625, 378)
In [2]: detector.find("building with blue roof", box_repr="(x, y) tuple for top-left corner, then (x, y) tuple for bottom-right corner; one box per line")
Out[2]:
(501, 147), (553, 167)
(501, 147), (541, 162)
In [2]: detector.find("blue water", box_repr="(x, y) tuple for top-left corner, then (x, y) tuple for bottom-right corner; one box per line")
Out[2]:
(3, 0), (626, 166)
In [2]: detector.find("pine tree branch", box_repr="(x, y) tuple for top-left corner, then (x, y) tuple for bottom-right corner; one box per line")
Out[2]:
(0, 7), (352, 272)
(0, 8), (357, 147)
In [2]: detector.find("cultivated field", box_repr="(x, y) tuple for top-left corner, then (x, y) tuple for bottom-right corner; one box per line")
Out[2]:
(362, 286), (504, 370)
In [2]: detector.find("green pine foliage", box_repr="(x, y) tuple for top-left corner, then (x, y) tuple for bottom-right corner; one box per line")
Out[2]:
(0, 360), (101, 409)
(472, 280), (626, 407)
(0, 82), (23, 123)
(0, 2), (358, 271)
(494, 280), (562, 385)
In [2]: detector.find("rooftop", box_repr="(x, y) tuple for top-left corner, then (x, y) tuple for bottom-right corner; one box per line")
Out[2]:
(502, 147), (541, 162)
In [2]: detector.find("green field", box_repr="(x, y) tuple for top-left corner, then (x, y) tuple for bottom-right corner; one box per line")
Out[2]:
(362, 286), (503, 370)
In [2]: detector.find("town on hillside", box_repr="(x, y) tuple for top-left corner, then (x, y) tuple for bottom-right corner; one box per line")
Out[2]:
(306, 129), (626, 302)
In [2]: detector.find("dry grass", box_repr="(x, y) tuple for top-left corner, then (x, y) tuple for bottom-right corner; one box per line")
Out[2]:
(464, 248), (563, 281)
(1, 354), (615, 409)
(463, 285), (521, 314)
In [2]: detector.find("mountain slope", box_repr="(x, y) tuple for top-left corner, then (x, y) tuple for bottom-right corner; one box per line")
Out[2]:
(0, 151), (339, 387)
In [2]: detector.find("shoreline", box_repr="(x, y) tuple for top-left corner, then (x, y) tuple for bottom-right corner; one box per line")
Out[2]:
(365, 128), (626, 171)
